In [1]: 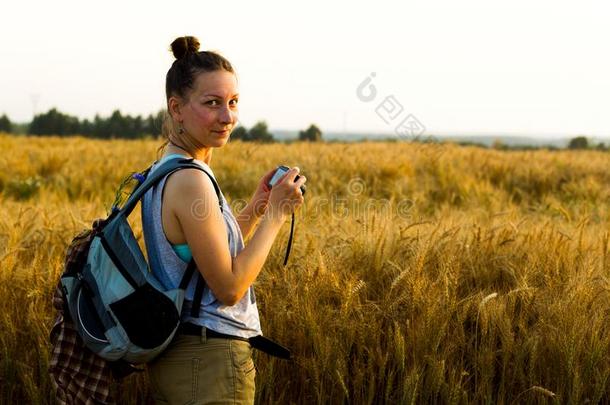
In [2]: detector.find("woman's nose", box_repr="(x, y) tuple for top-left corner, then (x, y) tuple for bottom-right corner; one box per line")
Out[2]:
(218, 106), (234, 125)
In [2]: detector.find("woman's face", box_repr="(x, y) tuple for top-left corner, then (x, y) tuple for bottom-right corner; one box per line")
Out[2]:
(173, 70), (239, 148)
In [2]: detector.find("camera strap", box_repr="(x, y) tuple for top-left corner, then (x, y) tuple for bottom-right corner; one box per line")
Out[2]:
(282, 213), (296, 266)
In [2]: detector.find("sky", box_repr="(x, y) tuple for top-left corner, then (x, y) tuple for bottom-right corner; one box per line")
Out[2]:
(1, 0), (609, 138)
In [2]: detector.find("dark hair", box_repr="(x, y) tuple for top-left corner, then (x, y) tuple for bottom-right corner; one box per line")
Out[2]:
(166, 36), (235, 102)
(158, 36), (235, 155)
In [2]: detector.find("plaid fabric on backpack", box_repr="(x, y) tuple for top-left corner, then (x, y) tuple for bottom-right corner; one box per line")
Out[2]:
(49, 220), (141, 405)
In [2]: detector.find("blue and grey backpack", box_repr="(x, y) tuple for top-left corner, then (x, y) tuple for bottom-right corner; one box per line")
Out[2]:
(59, 156), (222, 364)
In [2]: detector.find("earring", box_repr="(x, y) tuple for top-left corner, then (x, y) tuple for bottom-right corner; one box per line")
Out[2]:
(178, 122), (184, 135)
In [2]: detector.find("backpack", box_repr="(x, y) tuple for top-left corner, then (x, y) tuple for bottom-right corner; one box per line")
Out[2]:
(59, 156), (223, 364)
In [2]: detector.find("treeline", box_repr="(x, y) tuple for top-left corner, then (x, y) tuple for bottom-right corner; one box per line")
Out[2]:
(0, 109), (324, 142)
(1, 109), (607, 150)
(230, 122), (322, 143)
(0, 109), (165, 139)
(486, 135), (608, 151)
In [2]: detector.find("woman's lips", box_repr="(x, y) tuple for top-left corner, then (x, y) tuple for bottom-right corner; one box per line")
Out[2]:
(214, 129), (230, 136)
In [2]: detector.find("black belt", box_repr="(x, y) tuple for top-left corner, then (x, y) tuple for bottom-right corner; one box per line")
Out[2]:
(178, 323), (291, 360)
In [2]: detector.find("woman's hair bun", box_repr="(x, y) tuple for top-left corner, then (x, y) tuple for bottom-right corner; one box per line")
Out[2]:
(170, 36), (201, 60)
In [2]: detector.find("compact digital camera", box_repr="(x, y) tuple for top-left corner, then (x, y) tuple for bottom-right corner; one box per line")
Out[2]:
(267, 165), (307, 195)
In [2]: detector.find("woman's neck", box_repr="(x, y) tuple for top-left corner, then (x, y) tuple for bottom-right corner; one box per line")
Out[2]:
(164, 143), (212, 165)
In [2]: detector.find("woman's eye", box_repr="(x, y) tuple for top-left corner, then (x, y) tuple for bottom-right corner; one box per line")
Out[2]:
(205, 100), (238, 106)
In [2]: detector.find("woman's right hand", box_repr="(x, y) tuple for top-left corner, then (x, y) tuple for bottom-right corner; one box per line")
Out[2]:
(267, 167), (306, 219)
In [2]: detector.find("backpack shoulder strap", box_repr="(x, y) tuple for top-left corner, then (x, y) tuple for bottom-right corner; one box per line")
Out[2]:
(191, 270), (206, 317)
(120, 157), (223, 218)
(178, 259), (197, 290)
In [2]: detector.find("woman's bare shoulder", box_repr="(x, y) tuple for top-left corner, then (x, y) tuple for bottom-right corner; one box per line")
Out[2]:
(162, 168), (220, 214)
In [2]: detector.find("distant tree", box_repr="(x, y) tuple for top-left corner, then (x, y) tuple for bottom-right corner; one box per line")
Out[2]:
(230, 126), (248, 141)
(90, 110), (136, 139)
(298, 124), (322, 142)
(107, 110), (127, 139)
(0, 114), (12, 133)
(596, 142), (607, 151)
(568, 136), (589, 150)
(29, 108), (80, 136)
(248, 121), (275, 143)
(131, 115), (143, 138)
(80, 118), (93, 135)
(144, 110), (165, 136)
(91, 114), (107, 138)
(491, 139), (507, 150)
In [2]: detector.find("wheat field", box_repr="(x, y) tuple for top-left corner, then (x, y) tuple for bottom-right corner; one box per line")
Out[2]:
(1, 133), (610, 404)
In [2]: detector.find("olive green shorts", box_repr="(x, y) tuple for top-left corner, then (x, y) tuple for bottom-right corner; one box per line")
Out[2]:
(147, 332), (256, 404)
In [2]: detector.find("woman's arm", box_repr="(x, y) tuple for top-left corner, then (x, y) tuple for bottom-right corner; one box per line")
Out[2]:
(235, 199), (266, 240)
(170, 167), (305, 306)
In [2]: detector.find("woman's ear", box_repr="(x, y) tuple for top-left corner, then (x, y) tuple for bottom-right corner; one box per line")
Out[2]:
(168, 96), (183, 122)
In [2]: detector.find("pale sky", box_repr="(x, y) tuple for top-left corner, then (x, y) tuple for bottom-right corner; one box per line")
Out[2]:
(1, 0), (609, 138)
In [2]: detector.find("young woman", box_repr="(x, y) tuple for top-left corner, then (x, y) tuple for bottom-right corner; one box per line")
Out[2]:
(141, 36), (306, 404)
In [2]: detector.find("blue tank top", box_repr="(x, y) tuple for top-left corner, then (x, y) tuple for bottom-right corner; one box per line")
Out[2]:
(140, 154), (262, 338)
(172, 243), (191, 262)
